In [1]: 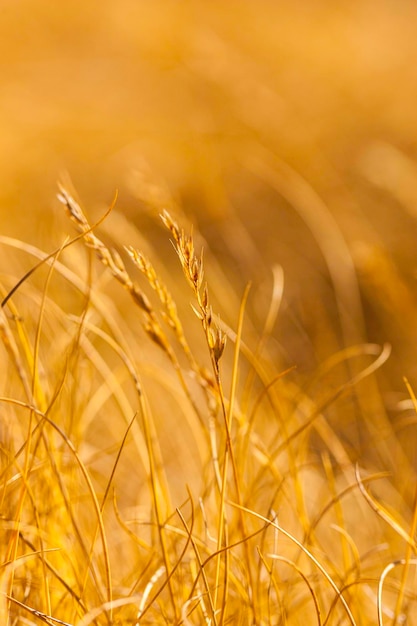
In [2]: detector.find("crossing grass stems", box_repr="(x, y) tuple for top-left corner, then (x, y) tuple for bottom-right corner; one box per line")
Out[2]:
(0, 186), (416, 625)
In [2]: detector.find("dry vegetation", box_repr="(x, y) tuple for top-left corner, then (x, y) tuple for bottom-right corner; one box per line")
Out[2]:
(1, 2), (417, 625)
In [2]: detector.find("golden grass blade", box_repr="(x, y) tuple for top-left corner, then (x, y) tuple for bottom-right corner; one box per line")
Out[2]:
(133, 505), (194, 624)
(272, 343), (392, 462)
(0, 301), (32, 402)
(242, 264), (284, 411)
(76, 594), (143, 626)
(245, 148), (365, 348)
(258, 549), (322, 625)
(3, 245), (62, 626)
(4, 593), (73, 626)
(19, 534), (88, 615)
(1, 383), (110, 611)
(0, 235), (143, 359)
(355, 465), (417, 551)
(137, 401), (178, 620)
(1, 188), (117, 310)
(0, 397), (113, 617)
(377, 559), (417, 626)
(321, 452), (352, 578)
(176, 497), (217, 626)
(229, 502), (358, 626)
(213, 283), (252, 621)
(391, 377), (417, 625)
(135, 567), (166, 625)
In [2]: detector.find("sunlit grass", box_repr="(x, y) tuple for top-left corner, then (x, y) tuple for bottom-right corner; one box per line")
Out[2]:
(1, 183), (416, 625)
(1, 4), (417, 623)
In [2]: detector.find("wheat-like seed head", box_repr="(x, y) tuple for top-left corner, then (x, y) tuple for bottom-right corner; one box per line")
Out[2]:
(160, 210), (226, 370)
(57, 186), (176, 360)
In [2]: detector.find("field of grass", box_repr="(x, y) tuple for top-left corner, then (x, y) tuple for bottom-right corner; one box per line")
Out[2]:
(1, 2), (417, 625)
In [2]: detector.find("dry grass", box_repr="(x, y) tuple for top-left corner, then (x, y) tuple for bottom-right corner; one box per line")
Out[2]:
(0, 182), (416, 625)
(2, 2), (417, 624)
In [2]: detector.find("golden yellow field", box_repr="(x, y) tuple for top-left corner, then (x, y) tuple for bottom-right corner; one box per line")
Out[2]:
(1, 2), (417, 624)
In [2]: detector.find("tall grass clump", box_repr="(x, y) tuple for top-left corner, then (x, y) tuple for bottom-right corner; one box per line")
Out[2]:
(1, 182), (417, 626)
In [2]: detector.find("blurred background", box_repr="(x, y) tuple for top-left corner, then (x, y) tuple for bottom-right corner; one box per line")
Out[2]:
(1, 0), (417, 459)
